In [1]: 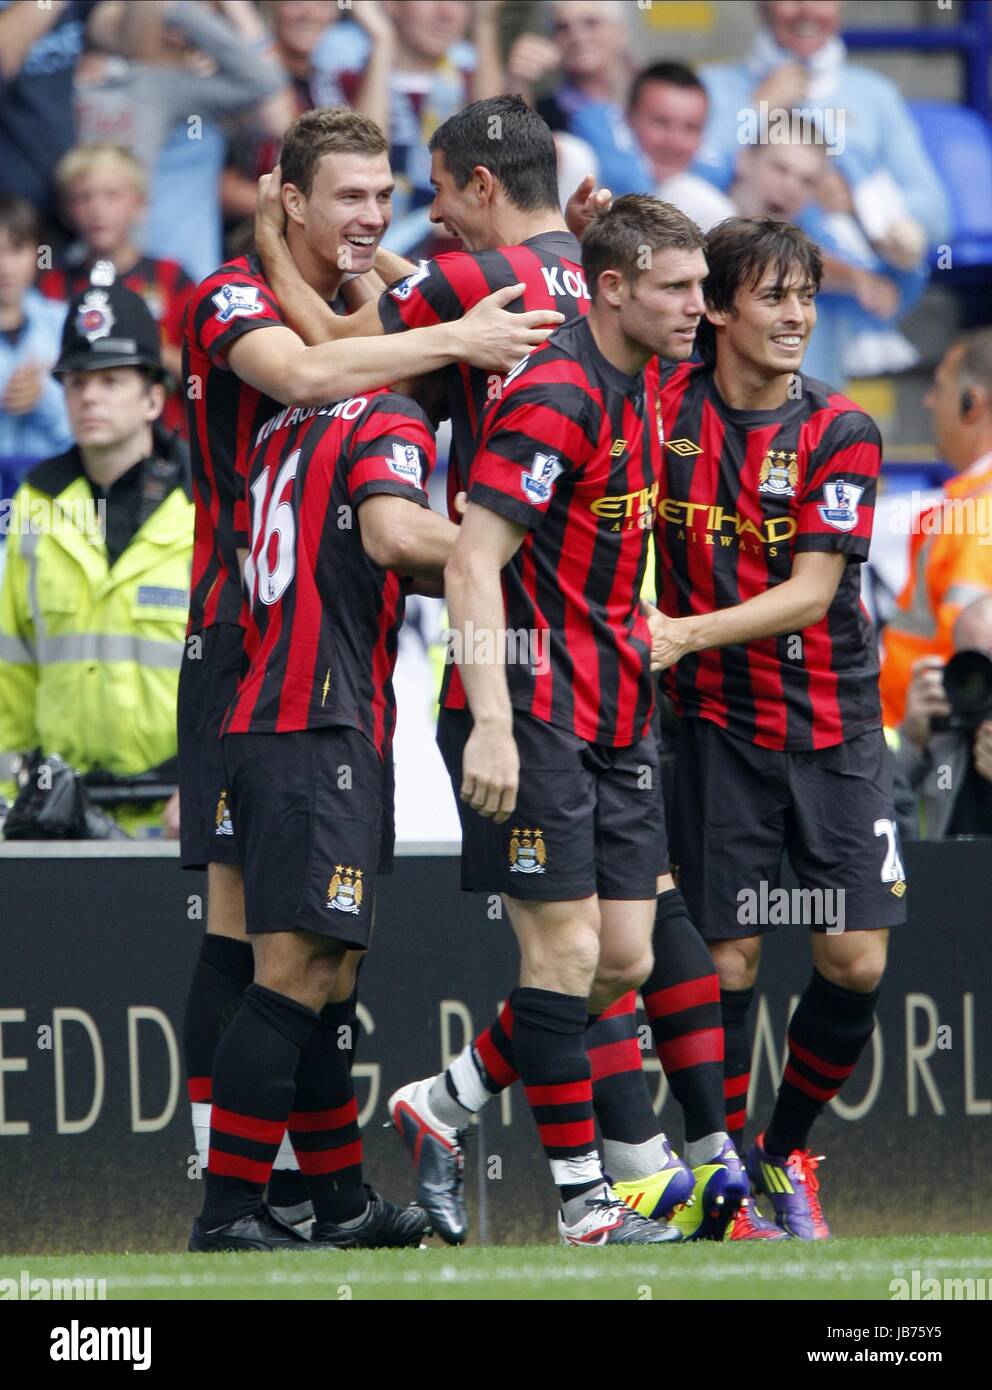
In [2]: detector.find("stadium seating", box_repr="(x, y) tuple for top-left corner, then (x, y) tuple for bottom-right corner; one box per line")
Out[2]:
(909, 101), (992, 268)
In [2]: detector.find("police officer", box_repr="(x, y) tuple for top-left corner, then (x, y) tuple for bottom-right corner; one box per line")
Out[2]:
(0, 277), (194, 836)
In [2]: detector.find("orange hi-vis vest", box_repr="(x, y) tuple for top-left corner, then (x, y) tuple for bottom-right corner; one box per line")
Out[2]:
(879, 452), (992, 726)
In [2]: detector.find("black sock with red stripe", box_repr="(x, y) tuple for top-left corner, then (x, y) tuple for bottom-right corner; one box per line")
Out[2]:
(642, 890), (726, 1143)
(436, 995), (519, 1127)
(765, 969), (879, 1156)
(514, 986), (603, 1206)
(201, 983), (317, 1229)
(720, 986), (754, 1154)
(288, 992), (365, 1224)
(586, 993), (668, 1180)
(182, 933), (253, 1110)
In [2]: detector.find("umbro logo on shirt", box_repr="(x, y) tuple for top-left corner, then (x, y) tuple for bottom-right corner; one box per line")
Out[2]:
(665, 438), (703, 457)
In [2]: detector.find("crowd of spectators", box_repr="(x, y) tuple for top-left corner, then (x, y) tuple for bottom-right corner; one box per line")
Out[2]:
(0, 0), (989, 839)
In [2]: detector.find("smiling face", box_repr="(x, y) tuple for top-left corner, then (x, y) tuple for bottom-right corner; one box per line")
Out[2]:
(286, 150), (394, 275)
(609, 246), (709, 362)
(628, 80), (708, 182)
(428, 148), (492, 252)
(762, 0), (844, 60)
(386, 0), (470, 61)
(551, 0), (627, 81)
(708, 262), (817, 378)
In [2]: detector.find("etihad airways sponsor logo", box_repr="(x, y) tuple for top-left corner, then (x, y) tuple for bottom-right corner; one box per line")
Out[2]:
(656, 497), (797, 546)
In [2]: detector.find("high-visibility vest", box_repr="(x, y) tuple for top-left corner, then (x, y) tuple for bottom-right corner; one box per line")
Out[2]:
(879, 457), (992, 727)
(0, 443), (194, 834)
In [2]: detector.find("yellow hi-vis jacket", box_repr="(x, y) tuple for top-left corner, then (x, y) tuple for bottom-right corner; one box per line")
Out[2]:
(0, 436), (194, 835)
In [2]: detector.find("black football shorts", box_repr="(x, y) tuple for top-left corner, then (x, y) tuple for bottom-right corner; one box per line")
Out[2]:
(670, 717), (908, 940)
(178, 622), (244, 870)
(437, 706), (669, 902)
(223, 725), (393, 948)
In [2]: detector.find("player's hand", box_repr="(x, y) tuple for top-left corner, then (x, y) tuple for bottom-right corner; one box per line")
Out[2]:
(974, 719), (992, 783)
(505, 32), (560, 89)
(851, 268), (900, 321)
(456, 283), (564, 372)
(161, 789), (181, 840)
(461, 720), (519, 822)
(754, 62), (808, 112)
(902, 655), (949, 748)
(564, 174), (612, 238)
(453, 490), (468, 518)
(1, 361), (44, 415)
(255, 163), (287, 253)
(644, 600), (693, 672)
(818, 167), (854, 215)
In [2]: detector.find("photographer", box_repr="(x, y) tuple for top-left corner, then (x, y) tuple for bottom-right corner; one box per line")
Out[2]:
(892, 596), (992, 839)
(0, 279), (193, 838)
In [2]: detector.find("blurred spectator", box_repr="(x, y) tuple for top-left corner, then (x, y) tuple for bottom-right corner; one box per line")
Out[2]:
(508, 0), (652, 197)
(697, 0), (950, 253)
(73, 0), (287, 281)
(726, 121), (926, 385)
(314, 0), (504, 258)
(0, 283), (192, 838)
(222, 0), (382, 254)
(0, 199), (73, 476)
(890, 597), (992, 840)
(880, 332), (992, 726)
(0, 0), (160, 233)
(38, 144), (193, 435)
(627, 62), (734, 231)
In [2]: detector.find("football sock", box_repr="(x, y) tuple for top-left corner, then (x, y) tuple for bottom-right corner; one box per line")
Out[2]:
(720, 986), (754, 1153)
(586, 994), (670, 1181)
(431, 996), (517, 1127)
(182, 933), (253, 1170)
(513, 986), (603, 1209)
(765, 969), (879, 1156)
(684, 1132), (730, 1168)
(642, 890), (726, 1141)
(200, 984), (316, 1229)
(288, 992), (366, 1224)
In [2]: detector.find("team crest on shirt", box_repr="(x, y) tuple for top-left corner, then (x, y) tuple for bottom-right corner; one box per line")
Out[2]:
(76, 289), (115, 342)
(212, 283), (264, 323)
(521, 452), (562, 505)
(388, 442), (422, 484)
(758, 450), (799, 497)
(214, 789), (234, 836)
(818, 478), (864, 532)
(326, 865), (364, 914)
(388, 259), (431, 301)
(509, 827), (547, 874)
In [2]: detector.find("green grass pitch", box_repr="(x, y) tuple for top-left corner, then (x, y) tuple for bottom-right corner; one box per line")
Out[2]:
(3, 1236), (990, 1300)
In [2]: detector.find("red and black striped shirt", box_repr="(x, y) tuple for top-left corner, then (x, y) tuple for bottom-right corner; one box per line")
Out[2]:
(446, 317), (662, 748)
(40, 253), (195, 435)
(378, 231), (590, 518)
(183, 253), (287, 633)
(223, 391), (435, 758)
(653, 360), (883, 751)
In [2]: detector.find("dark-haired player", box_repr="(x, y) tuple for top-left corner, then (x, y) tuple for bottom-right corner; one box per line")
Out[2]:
(650, 217), (904, 1240)
(258, 98), (740, 1244)
(178, 105), (558, 1227)
(190, 384), (460, 1251)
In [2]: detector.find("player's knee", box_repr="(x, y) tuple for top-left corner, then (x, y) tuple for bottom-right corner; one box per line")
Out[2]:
(820, 946), (887, 994)
(594, 945), (653, 1001)
(711, 939), (759, 992)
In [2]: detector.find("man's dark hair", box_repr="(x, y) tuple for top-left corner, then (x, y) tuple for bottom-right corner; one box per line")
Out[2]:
(0, 196), (39, 248)
(280, 106), (388, 196)
(581, 194), (705, 302)
(696, 217), (823, 365)
(428, 95), (560, 213)
(629, 61), (706, 112)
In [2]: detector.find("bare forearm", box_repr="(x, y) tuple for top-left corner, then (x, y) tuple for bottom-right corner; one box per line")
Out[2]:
(445, 554), (514, 727)
(682, 576), (831, 653)
(0, 0), (64, 79)
(351, 31), (394, 130)
(472, 14), (503, 100)
(289, 322), (463, 402)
